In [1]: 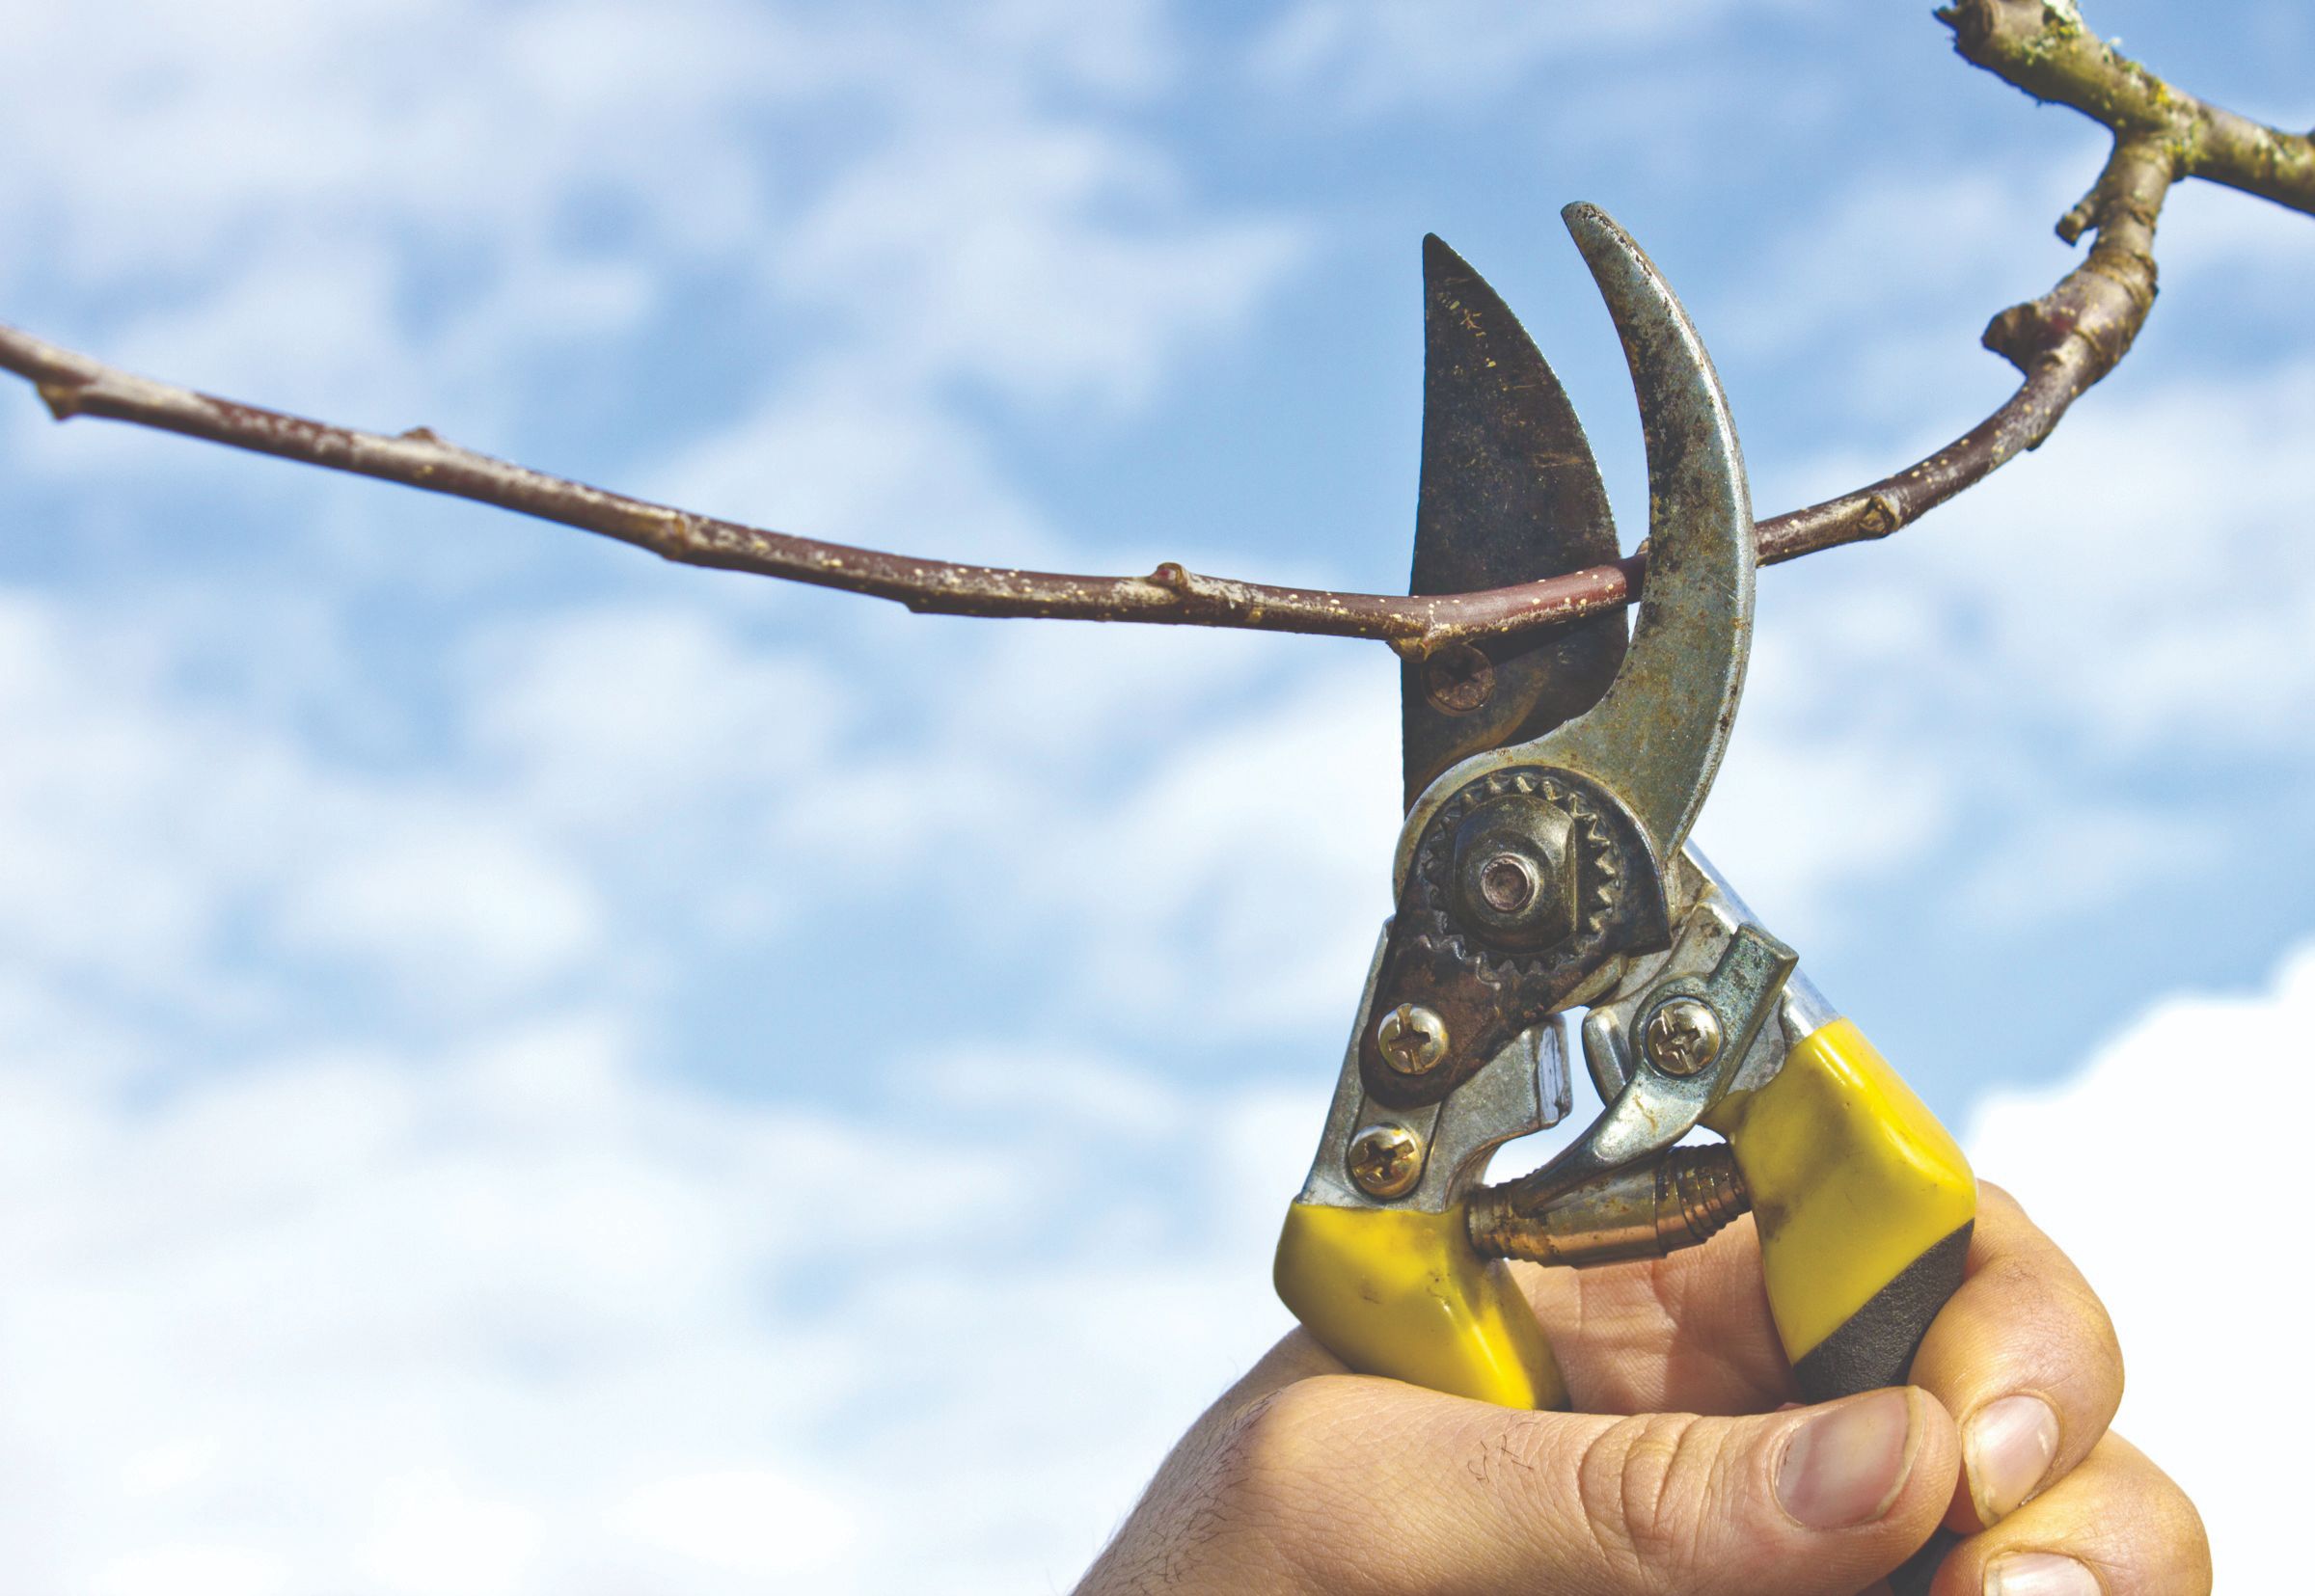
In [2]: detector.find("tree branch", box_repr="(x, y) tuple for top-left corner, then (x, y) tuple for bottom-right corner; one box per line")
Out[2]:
(0, 319), (1638, 652)
(2, 0), (2307, 656)
(1753, 0), (2312, 565)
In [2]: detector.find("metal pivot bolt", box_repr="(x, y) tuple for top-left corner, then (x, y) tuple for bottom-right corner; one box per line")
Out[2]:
(1642, 997), (1725, 1077)
(1450, 794), (1578, 951)
(1348, 1123), (1425, 1199)
(1476, 852), (1539, 913)
(1376, 1003), (1450, 1074)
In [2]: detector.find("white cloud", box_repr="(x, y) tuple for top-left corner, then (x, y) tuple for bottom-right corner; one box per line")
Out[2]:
(915, 1044), (1193, 1139)
(0, 570), (1360, 1589)
(1969, 938), (2315, 1589)
(777, 118), (1306, 412)
(706, 616), (1405, 1035)
(1949, 801), (2216, 927)
(4, 0), (1307, 563)
(1696, 605), (1962, 941)
(461, 602), (850, 835)
(2157, 167), (2315, 303)
(0, 590), (613, 1021)
(0, 549), (1397, 1069)
(0, 992), (1300, 1594)
(1720, 162), (2095, 410)
(647, 363), (1061, 561)
(277, 814), (606, 1004)
(1693, 353), (2315, 940)
(1890, 361), (2315, 751)
(92, 1543), (292, 1596)
(362, 1474), (544, 1596)
(1009, 658), (1401, 1029)
(609, 1469), (855, 1582)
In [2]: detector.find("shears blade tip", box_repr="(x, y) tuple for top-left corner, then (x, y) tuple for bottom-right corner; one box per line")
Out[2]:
(1403, 232), (1626, 807)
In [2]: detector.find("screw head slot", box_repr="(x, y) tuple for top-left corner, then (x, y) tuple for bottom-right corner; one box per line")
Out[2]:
(1347, 1123), (1424, 1199)
(1375, 1003), (1450, 1075)
(1642, 996), (1725, 1078)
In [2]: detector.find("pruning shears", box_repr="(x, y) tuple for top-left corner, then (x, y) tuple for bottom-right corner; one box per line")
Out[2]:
(1276, 206), (1976, 1572)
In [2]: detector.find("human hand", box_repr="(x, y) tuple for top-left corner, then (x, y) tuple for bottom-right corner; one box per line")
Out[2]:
(1076, 1184), (2208, 1595)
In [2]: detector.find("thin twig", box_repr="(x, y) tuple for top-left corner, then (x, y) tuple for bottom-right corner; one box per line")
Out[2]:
(2, 0), (2307, 656)
(0, 320), (1638, 651)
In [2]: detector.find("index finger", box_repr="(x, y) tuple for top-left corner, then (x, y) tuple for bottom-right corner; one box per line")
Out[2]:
(1907, 1181), (2124, 1530)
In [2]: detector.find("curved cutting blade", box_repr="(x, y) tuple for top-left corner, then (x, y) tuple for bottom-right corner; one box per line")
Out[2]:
(1518, 203), (1755, 855)
(1401, 235), (1628, 809)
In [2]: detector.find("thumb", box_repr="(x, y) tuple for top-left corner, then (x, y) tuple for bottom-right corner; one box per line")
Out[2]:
(1240, 1378), (1959, 1596)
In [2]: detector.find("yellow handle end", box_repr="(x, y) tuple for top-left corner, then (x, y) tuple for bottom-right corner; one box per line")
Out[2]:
(1274, 1201), (1567, 1409)
(1706, 1016), (1976, 1365)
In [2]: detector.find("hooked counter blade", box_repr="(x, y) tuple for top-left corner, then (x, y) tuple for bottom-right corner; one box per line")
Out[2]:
(1403, 236), (1628, 809)
(1535, 203), (1754, 857)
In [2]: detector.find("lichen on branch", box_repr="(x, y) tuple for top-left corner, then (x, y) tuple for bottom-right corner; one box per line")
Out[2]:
(1943, 0), (2314, 217)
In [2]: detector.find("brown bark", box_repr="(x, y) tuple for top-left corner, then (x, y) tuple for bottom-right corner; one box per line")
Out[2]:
(1, 1), (2307, 656)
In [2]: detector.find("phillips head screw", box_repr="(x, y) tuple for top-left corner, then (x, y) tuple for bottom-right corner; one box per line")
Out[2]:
(1347, 1123), (1425, 1200)
(1642, 996), (1725, 1078)
(1376, 1002), (1451, 1075)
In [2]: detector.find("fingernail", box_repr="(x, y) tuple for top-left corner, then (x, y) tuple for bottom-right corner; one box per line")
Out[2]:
(1965, 1393), (2059, 1523)
(1776, 1389), (1920, 1528)
(1985, 1551), (2101, 1594)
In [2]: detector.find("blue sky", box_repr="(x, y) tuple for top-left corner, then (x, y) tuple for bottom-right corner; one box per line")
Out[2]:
(0, 2), (2308, 1590)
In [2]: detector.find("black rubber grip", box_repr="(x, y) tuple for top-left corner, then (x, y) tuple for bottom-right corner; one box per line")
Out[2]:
(1890, 1528), (1959, 1596)
(1789, 1223), (1973, 1403)
(1788, 1222), (1973, 1596)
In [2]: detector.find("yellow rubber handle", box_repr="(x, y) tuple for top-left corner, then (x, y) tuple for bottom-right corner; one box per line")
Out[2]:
(1274, 1202), (1567, 1409)
(1271, 1018), (1968, 1415)
(1704, 1016), (1976, 1394)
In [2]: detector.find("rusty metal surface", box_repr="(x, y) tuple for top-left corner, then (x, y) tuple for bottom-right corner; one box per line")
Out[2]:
(1294, 951), (1573, 1219)
(1402, 236), (1628, 808)
(1358, 764), (1667, 1113)
(1393, 206), (1753, 884)
(1297, 205), (1784, 1252)
(1361, 204), (1756, 1117)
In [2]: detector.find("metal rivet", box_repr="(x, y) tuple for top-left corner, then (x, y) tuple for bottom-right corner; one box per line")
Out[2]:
(1347, 1123), (1424, 1199)
(1376, 1002), (1450, 1075)
(1642, 997), (1725, 1078)
(1422, 643), (1494, 714)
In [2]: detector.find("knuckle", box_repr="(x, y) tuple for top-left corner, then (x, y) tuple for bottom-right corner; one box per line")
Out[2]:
(1979, 1252), (2106, 1349)
(2157, 1475), (2215, 1590)
(1215, 1383), (1322, 1506)
(1974, 1250), (2046, 1306)
(1095, 1388), (1333, 1594)
(1975, 1178), (2022, 1221)
(2094, 1304), (2126, 1393)
(1575, 1412), (1718, 1582)
(1969, 1250), (2126, 1405)
(1204, 1379), (1357, 1566)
